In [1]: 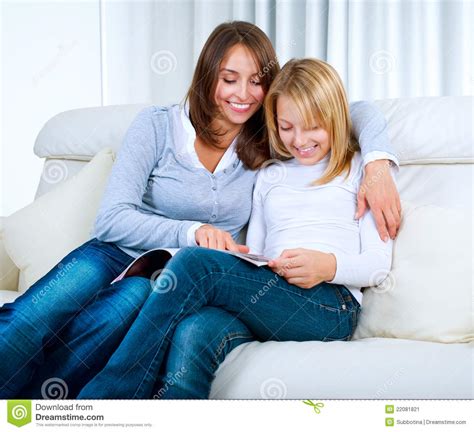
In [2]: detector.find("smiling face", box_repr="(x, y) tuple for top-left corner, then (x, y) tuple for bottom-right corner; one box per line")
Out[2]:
(213, 44), (265, 134)
(276, 94), (331, 166)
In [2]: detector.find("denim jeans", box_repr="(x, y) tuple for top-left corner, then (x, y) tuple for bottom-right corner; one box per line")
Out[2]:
(78, 247), (361, 399)
(21, 276), (155, 398)
(0, 237), (136, 397)
(152, 306), (255, 399)
(0, 238), (254, 399)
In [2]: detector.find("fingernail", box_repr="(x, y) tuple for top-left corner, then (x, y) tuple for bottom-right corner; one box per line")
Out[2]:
(384, 236), (389, 242)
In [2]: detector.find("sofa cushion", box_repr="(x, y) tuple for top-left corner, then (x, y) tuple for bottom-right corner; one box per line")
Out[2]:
(2, 148), (115, 292)
(353, 201), (473, 344)
(210, 338), (473, 399)
(34, 159), (89, 200)
(375, 96), (473, 165)
(33, 104), (148, 160)
(396, 164), (473, 209)
(0, 217), (19, 292)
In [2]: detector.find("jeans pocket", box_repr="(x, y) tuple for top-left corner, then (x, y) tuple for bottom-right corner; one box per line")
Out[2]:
(321, 308), (359, 342)
(333, 284), (351, 311)
(321, 286), (360, 342)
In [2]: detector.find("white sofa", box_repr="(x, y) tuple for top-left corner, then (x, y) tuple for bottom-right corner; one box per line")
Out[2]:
(1, 96), (472, 399)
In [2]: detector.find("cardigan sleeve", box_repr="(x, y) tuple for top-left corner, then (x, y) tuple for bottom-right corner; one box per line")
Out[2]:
(92, 106), (199, 249)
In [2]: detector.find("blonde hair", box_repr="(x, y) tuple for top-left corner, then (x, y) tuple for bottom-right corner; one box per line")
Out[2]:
(264, 58), (359, 185)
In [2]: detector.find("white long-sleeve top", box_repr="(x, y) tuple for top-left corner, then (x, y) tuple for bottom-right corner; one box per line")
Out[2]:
(246, 151), (395, 304)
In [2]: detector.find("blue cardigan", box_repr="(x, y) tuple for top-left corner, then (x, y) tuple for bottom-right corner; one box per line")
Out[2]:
(92, 103), (397, 258)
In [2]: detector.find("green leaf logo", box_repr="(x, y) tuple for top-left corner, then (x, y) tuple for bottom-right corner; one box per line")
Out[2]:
(7, 400), (32, 428)
(302, 399), (325, 414)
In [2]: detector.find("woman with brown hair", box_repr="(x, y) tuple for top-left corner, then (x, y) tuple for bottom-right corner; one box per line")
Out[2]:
(0, 21), (400, 399)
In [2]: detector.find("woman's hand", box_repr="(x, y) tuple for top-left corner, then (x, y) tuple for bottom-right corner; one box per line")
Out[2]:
(357, 159), (401, 241)
(267, 248), (336, 289)
(195, 224), (249, 253)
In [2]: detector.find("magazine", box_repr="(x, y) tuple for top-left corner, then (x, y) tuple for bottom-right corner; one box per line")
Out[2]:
(111, 247), (271, 284)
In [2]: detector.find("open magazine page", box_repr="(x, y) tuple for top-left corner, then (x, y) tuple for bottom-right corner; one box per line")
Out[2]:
(111, 247), (272, 284)
(219, 250), (271, 266)
(111, 248), (179, 284)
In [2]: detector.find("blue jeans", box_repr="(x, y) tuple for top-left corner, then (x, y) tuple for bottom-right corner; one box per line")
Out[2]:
(21, 276), (155, 399)
(78, 247), (361, 399)
(0, 238), (254, 399)
(0, 237), (135, 397)
(152, 307), (255, 399)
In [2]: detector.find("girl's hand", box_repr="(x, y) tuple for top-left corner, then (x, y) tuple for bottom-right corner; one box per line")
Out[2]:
(267, 248), (337, 289)
(195, 224), (249, 253)
(357, 159), (401, 242)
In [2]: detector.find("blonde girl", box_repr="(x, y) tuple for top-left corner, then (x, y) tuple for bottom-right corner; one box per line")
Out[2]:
(76, 57), (395, 399)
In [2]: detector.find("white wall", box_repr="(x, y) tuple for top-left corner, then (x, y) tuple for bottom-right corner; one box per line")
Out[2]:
(1, 0), (102, 217)
(1, 0), (472, 217)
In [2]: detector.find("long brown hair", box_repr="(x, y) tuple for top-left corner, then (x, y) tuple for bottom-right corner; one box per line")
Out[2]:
(264, 58), (360, 185)
(185, 21), (279, 170)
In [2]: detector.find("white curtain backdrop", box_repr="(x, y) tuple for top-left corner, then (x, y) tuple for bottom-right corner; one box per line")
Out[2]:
(99, 0), (473, 106)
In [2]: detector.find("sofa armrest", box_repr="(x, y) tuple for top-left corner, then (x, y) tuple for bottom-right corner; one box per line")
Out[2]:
(0, 217), (19, 292)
